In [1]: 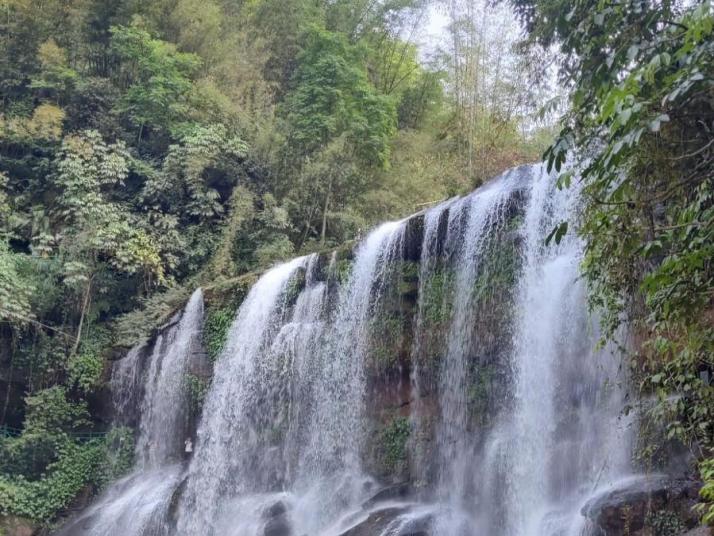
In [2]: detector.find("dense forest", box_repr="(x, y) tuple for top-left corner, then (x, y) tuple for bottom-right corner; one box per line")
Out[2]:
(0, 0), (712, 532)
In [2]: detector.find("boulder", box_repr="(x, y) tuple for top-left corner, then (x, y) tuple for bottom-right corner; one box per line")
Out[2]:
(582, 476), (701, 535)
(263, 514), (291, 536)
(262, 500), (288, 519)
(338, 506), (410, 536)
(363, 482), (413, 507)
(337, 505), (430, 536)
(262, 500), (291, 536)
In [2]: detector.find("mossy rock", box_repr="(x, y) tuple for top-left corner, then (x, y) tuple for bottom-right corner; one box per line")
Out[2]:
(367, 416), (411, 480)
(203, 272), (258, 310)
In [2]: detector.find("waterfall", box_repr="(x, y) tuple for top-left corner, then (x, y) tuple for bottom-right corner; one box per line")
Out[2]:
(471, 166), (632, 535)
(55, 164), (637, 536)
(434, 173), (518, 514)
(110, 344), (144, 428)
(176, 221), (407, 536)
(55, 288), (205, 536)
(406, 165), (631, 535)
(137, 288), (205, 468)
(176, 256), (310, 536)
(290, 221), (406, 532)
(409, 200), (452, 486)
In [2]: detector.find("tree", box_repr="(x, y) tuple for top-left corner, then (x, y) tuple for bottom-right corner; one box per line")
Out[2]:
(53, 130), (166, 350)
(281, 26), (396, 244)
(0, 241), (34, 325)
(439, 0), (547, 184)
(110, 25), (201, 141)
(29, 39), (78, 105)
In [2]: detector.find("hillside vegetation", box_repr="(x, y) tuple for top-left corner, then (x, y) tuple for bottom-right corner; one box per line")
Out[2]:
(0, 0), (712, 528)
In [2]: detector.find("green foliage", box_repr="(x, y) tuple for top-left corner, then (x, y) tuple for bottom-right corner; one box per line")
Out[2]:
(698, 457), (714, 526)
(378, 416), (410, 473)
(421, 270), (454, 325)
(0, 389), (131, 522)
(255, 236), (295, 267)
(22, 387), (89, 437)
(54, 129), (166, 289)
(0, 387), (89, 481)
(644, 509), (686, 536)
(0, 429), (132, 522)
(334, 258), (354, 284)
(203, 306), (234, 362)
(278, 25), (402, 245)
(30, 39), (78, 104)
(284, 26), (396, 168)
(66, 352), (103, 395)
(184, 373), (210, 415)
(231, 193), (295, 272)
(146, 124), (248, 221)
(370, 313), (406, 371)
(0, 440), (105, 521)
(0, 242), (34, 324)
(110, 24), (201, 137)
(112, 285), (192, 347)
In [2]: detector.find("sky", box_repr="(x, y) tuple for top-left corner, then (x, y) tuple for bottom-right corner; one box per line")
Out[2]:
(421, 2), (450, 53)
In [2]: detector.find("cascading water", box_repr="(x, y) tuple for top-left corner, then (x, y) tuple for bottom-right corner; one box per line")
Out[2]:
(405, 164), (631, 536)
(176, 221), (408, 536)
(289, 221), (406, 534)
(56, 288), (204, 536)
(434, 174), (518, 518)
(176, 256), (311, 536)
(110, 344), (145, 428)
(409, 201), (451, 485)
(56, 164), (637, 536)
(469, 166), (632, 535)
(137, 289), (205, 468)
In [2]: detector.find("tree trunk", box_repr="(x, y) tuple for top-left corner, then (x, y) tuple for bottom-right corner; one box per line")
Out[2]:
(320, 183), (332, 247)
(72, 277), (93, 356)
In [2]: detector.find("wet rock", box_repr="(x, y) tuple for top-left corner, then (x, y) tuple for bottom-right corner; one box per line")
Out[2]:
(403, 215), (424, 262)
(262, 500), (291, 536)
(363, 482), (413, 507)
(263, 514), (291, 536)
(582, 476), (701, 535)
(262, 500), (288, 519)
(337, 505), (431, 536)
(338, 506), (410, 536)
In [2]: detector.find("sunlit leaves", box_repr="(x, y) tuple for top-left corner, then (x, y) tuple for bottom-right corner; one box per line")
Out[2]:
(0, 103), (65, 141)
(54, 130), (166, 288)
